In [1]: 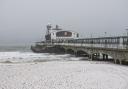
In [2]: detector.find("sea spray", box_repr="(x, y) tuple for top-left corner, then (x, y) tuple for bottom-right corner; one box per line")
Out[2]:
(0, 51), (81, 63)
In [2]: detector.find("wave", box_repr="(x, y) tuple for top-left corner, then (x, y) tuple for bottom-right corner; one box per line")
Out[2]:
(0, 51), (81, 63)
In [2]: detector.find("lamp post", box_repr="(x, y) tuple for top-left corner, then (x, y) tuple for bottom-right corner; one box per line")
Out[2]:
(126, 29), (128, 36)
(104, 32), (107, 48)
(105, 32), (107, 37)
(126, 29), (128, 49)
(90, 34), (93, 47)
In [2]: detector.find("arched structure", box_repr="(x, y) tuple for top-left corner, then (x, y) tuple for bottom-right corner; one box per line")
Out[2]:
(66, 49), (75, 55)
(76, 50), (89, 57)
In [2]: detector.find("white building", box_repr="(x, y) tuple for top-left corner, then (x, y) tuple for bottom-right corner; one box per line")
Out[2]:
(45, 25), (79, 42)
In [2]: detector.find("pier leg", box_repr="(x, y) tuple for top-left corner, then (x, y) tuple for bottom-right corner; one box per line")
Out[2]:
(96, 53), (100, 60)
(114, 59), (120, 64)
(97, 53), (100, 60)
(106, 55), (108, 60)
(65, 49), (67, 54)
(103, 54), (105, 61)
(114, 59), (117, 64)
(88, 54), (93, 61)
(119, 60), (122, 65)
(75, 52), (78, 57)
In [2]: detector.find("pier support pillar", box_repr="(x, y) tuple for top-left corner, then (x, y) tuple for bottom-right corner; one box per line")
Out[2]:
(65, 49), (67, 54)
(106, 55), (108, 60)
(91, 53), (100, 60)
(75, 52), (78, 57)
(102, 54), (108, 61)
(103, 54), (106, 60)
(119, 60), (122, 65)
(114, 59), (117, 64)
(114, 59), (120, 64)
(95, 53), (100, 60)
(88, 54), (93, 61)
(97, 53), (100, 60)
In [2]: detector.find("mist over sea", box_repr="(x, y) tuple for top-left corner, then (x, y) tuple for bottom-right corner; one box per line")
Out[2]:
(0, 44), (30, 52)
(0, 44), (80, 63)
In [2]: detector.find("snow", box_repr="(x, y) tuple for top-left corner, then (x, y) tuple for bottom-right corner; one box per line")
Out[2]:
(0, 61), (128, 89)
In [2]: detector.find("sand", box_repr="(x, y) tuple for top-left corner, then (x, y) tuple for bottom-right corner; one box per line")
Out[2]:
(0, 61), (128, 89)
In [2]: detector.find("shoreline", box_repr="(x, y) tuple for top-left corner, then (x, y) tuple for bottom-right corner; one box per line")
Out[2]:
(0, 59), (115, 65)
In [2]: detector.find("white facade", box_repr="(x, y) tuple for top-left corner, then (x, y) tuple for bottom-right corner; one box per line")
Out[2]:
(50, 30), (79, 41)
(45, 24), (79, 42)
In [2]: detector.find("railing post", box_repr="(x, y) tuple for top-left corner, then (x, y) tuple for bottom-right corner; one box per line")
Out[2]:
(125, 29), (128, 49)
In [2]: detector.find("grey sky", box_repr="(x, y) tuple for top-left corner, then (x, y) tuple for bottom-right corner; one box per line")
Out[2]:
(0, 0), (128, 44)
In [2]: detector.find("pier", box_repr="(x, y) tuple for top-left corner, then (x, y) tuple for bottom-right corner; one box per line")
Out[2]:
(31, 24), (128, 65)
(35, 36), (128, 65)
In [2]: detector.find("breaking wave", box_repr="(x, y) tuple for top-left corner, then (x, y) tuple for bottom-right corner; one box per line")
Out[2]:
(0, 51), (81, 63)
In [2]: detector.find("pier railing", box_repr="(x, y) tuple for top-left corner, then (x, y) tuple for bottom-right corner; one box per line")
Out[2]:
(53, 36), (128, 50)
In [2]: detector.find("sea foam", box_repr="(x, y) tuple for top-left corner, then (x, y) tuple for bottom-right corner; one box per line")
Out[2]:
(0, 51), (80, 63)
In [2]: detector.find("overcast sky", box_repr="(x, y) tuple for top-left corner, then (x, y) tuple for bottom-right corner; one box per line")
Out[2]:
(0, 0), (128, 44)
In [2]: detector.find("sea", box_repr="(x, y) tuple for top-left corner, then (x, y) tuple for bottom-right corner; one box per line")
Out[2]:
(0, 44), (81, 63)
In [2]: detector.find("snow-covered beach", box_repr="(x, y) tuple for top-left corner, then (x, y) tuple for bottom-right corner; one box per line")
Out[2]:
(0, 60), (128, 89)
